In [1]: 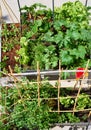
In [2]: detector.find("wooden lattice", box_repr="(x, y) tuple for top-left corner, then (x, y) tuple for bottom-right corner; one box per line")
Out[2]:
(0, 60), (91, 128)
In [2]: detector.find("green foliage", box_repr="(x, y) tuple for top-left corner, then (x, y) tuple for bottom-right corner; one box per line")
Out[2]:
(0, 79), (91, 129)
(40, 81), (58, 98)
(17, 37), (29, 64)
(60, 93), (91, 110)
(58, 113), (80, 123)
(18, 1), (91, 70)
(2, 24), (20, 52)
(54, 0), (89, 27)
(20, 3), (52, 31)
(9, 101), (50, 130)
(0, 81), (50, 130)
(76, 93), (91, 110)
(43, 20), (91, 68)
(60, 96), (74, 108)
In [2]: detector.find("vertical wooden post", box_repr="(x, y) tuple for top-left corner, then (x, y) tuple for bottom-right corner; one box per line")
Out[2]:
(8, 65), (26, 109)
(58, 61), (61, 113)
(37, 61), (41, 106)
(88, 111), (91, 117)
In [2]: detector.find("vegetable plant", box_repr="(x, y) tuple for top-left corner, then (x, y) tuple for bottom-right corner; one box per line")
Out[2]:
(17, 1), (91, 70)
(54, 0), (90, 27)
(60, 93), (91, 110)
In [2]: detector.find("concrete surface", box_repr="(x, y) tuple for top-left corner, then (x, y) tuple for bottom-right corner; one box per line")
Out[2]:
(50, 125), (91, 130)
(0, 76), (89, 88)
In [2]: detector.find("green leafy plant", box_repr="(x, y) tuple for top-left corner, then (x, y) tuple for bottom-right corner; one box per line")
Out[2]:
(20, 3), (52, 33)
(76, 93), (91, 110)
(18, 1), (91, 70)
(0, 78), (91, 129)
(60, 96), (74, 108)
(0, 81), (50, 130)
(60, 93), (91, 110)
(54, 0), (89, 27)
(58, 113), (80, 123)
(44, 20), (91, 68)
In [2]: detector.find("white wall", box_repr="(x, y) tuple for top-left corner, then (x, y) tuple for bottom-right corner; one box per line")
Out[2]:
(0, 0), (90, 23)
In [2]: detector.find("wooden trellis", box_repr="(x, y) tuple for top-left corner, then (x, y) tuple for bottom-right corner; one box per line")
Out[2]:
(35, 60), (91, 115)
(0, 60), (91, 126)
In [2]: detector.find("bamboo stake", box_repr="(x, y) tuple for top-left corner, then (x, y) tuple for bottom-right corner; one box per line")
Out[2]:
(2, 0), (19, 23)
(0, 87), (2, 117)
(0, 6), (2, 23)
(1, 107), (91, 124)
(58, 61), (61, 113)
(2, 0), (14, 23)
(88, 111), (91, 120)
(5, 86), (8, 115)
(6, 92), (91, 111)
(50, 108), (91, 113)
(6, 92), (91, 110)
(73, 60), (90, 114)
(37, 62), (41, 106)
(0, 106), (30, 123)
(8, 66), (26, 109)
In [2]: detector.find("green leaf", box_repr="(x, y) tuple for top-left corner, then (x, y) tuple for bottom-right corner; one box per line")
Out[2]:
(35, 19), (42, 27)
(60, 50), (73, 65)
(32, 25), (38, 33)
(43, 31), (54, 42)
(69, 45), (86, 59)
(71, 30), (81, 40)
(69, 48), (79, 59)
(54, 20), (67, 31)
(54, 32), (63, 44)
(78, 45), (86, 59)
(61, 35), (70, 48)
(80, 29), (91, 41)
(20, 37), (27, 46)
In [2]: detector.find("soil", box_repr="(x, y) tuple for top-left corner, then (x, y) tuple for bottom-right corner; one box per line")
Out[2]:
(1, 23), (21, 72)
(2, 44), (20, 72)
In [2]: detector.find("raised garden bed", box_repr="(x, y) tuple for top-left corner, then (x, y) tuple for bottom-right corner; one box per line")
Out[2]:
(0, 1), (91, 130)
(0, 63), (91, 130)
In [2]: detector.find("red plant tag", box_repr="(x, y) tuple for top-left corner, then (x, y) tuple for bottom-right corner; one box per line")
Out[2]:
(76, 68), (85, 79)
